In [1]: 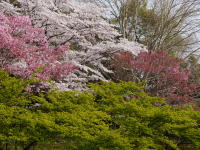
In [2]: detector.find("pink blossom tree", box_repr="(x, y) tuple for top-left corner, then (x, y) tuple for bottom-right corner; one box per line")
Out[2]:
(0, 12), (76, 80)
(115, 51), (196, 104)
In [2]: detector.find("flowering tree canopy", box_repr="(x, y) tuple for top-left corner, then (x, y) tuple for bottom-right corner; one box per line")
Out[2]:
(0, 12), (76, 80)
(115, 51), (196, 104)
(0, 0), (147, 90)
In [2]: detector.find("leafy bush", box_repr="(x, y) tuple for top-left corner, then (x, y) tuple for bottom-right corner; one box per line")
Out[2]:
(89, 82), (200, 149)
(0, 69), (199, 150)
(0, 69), (113, 149)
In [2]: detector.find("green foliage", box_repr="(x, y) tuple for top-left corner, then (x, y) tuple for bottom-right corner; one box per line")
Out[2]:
(0, 69), (112, 149)
(88, 82), (200, 149)
(0, 69), (199, 149)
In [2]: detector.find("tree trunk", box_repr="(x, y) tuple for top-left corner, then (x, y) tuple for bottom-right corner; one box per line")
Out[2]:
(5, 144), (8, 150)
(15, 144), (18, 150)
(0, 144), (3, 150)
(24, 141), (37, 150)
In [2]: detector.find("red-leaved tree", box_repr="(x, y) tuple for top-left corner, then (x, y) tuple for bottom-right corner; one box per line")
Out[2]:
(115, 51), (196, 105)
(0, 12), (76, 80)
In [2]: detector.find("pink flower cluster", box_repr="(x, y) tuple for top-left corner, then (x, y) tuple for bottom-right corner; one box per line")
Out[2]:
(0, 12), (77, 80)
(116, 50), (196, 104)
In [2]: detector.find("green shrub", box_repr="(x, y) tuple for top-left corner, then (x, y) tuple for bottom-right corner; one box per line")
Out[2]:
(0, 70), (199, 150)
(88, 81), (200, 150)
(0, 70), (114, 149)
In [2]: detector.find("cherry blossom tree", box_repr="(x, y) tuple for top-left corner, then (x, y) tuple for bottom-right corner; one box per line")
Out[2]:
(0, 0), (147, 90)
(115, 50), (196, 104)
(0, 12), (76, 80)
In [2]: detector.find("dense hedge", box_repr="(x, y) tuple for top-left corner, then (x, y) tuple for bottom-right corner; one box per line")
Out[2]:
(0, 69), (199, 150)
